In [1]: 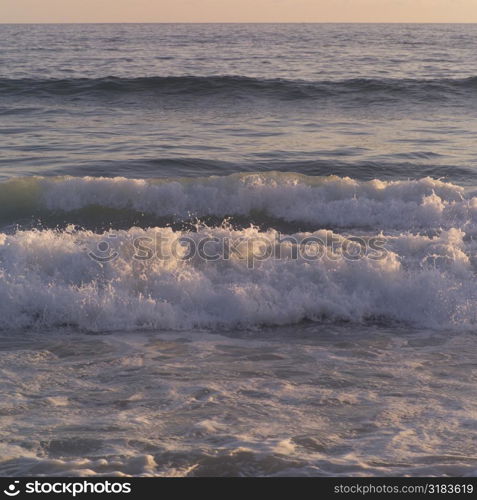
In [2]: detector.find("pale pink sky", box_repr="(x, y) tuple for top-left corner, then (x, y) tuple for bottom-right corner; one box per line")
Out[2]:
(2, 0), (477, 24)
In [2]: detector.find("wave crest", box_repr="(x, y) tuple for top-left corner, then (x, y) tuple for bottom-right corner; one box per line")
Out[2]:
(0, 173), (474, 232)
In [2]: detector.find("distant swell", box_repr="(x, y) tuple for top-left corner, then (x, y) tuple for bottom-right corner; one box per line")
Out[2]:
(2, 75), (477, 100)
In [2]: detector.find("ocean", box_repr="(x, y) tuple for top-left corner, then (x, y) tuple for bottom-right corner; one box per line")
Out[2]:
(1, 23), (477, 477)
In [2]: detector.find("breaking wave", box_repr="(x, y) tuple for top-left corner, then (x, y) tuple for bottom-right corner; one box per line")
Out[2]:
(0, 173), (475, 232)
(0, 173), (476, 331)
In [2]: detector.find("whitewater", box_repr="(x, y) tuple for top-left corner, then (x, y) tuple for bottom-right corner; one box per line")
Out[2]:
(0, 173), (476, 332)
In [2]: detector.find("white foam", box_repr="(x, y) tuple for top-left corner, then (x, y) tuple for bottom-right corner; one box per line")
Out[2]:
(2, 173), (476, 231)
(0, 225), (475, 331)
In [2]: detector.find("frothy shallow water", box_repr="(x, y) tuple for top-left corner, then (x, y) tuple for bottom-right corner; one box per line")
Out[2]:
(1, 172), (477, 476)
(1, 326), (476, 477)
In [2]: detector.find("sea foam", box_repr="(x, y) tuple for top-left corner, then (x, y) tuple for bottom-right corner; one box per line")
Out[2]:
(0, 173), (475, 232)
(0, 224), (475, 331)
(0, 173), (476, 331)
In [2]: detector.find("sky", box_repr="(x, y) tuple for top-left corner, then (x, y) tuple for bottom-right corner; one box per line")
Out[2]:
(2, 0), (477, 24)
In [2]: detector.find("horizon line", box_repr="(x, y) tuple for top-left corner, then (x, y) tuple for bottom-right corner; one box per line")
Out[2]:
(2, 21), (477, 25)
